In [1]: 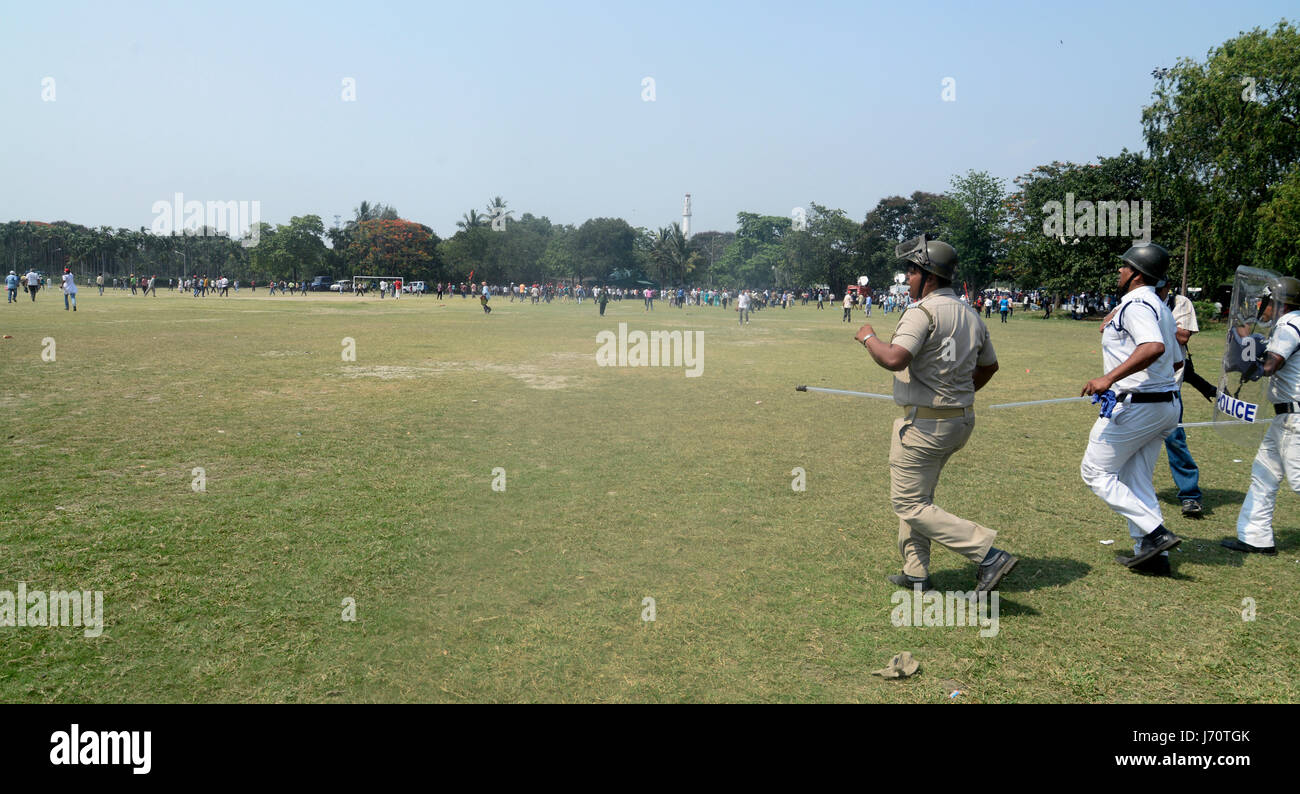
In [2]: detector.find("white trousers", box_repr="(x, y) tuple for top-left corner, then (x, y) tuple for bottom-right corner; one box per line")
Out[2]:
(1236, 414), (1300, 547)
(1080, 400), (1181, 546)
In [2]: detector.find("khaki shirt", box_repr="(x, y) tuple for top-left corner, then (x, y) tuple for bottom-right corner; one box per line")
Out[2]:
(890, 287), (997, 408)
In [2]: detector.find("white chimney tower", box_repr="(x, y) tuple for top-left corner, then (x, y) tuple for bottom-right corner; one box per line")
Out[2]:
(682, 193), (692, 238)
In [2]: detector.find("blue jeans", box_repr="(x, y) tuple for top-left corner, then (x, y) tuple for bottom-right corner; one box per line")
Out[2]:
(1164, 397), (1201, 501)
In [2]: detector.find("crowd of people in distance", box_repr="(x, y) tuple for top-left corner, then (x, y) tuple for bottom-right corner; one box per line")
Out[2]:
(10, 271), (1134, 331)
(433, 282), (924, 313)
(6, 267), (82, 310)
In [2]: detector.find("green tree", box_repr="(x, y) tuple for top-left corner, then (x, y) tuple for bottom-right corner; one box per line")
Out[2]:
(716, 212), (790, 287)
(1143, 20), (1300, 283)
(650, 222), (692, 285)
(1252, 164), (1300, 274)
(250, 215), (327, 283)
(939, 170), (1008, 294)
(1005, 152), (1161, 295)
(688, 231), (734, 287)
(571, 217), (639, 284)
(856, 192), (946, 288)
(457, 209), (487, 231)
(484, 196), (513, 230)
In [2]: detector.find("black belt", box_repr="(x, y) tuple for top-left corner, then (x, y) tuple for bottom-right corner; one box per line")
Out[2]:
(1276, 402), (1300, 415)
(1120, 391), (1177, 403)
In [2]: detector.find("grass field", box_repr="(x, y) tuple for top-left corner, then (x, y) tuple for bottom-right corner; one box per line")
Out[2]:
(2, 288), (1297, 702)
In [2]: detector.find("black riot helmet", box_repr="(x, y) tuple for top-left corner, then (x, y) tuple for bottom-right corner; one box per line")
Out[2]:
(1119, 243), (1170, 290)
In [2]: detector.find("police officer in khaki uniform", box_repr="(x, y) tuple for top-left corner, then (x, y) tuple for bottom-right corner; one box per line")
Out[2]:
(855, 235), (1016, 593)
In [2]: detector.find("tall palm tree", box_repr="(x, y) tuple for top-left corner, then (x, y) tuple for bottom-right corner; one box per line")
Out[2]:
(347, 201), (379, 231)
(653, 223), (691, 285)
(484, 196), (513, 228)
(457, 209), (487, 231)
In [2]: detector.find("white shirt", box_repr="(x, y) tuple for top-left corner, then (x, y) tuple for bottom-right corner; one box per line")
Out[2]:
(738, 293), (750, 309)
(1168, 293), (1198, 385)
(1101, 286), (1182, 393)
(62, 272), (76, 294)
(1169, 294), (1198, 350)
(1266, 310), (1300, 404)
(26, 271), (39, 286)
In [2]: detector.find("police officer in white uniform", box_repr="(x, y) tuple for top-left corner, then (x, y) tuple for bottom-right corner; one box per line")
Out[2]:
(1224, 276), (1300, 555)
(1080, 243), (1185, 576)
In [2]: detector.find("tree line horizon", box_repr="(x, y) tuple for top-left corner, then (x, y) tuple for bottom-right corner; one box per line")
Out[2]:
(3, 22), (1295, 295)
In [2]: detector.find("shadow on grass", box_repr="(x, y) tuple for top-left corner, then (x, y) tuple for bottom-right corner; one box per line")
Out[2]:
(929, 557), (1090, 594)
(1167, 525), (1299, 567)
(989, 596), (1040, 617)
(1157, 486), (1244, 517)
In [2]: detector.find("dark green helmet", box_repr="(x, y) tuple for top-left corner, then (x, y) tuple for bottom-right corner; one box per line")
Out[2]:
(1120, 243), (1170, 287)
(895, 234), (957, 281)
(1266, 276), (1300, 307)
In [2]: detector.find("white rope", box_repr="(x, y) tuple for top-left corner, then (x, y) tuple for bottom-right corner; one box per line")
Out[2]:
(989, 396), (1090, 409)
(795, 385), (894, 401)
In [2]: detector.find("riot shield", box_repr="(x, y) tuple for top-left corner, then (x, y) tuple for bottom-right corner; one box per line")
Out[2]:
(1212, 266), (1280, 447)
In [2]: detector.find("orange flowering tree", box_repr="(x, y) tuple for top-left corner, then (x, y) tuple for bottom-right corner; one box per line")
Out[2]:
(345, 218), (441, 281)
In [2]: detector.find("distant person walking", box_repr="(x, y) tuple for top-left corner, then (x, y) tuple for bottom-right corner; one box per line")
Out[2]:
(61, 268), (78, 311)
(842, 292), (853, 322)
(96, 273), (104, 295)
(999, 296), (1009, 323)
(6, 271), (18, 303)
(25, 268), (40, 301)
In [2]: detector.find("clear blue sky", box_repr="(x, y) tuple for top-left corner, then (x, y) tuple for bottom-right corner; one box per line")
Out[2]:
(1, 0), (1293, 237)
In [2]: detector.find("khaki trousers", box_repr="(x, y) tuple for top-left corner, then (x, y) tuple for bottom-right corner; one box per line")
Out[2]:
(889, 410), (997, 577)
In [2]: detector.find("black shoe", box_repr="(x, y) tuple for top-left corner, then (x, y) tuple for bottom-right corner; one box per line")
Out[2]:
(1181, 499), (1203, 518)
(886, 573), (933, 591)
(1132, 554), (1172, 577)
(1220, 537), (1277, 556)
(974, 549), (1017, 593)
(1120, 527), (1181, 567)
